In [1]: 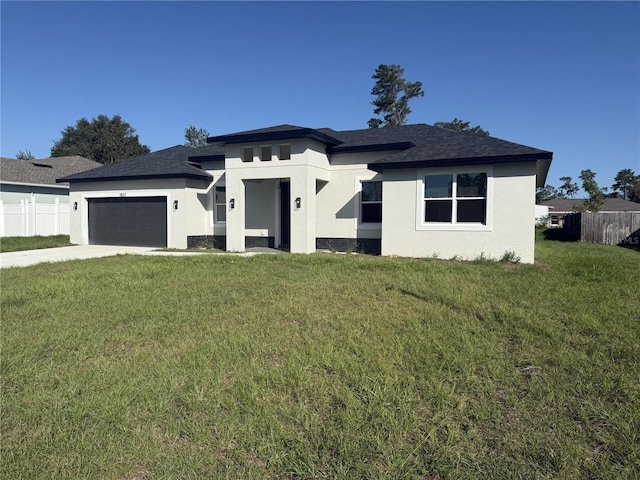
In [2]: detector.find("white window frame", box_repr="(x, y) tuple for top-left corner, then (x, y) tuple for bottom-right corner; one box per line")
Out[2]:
(355, 174), (382, 230)
(214, 185), (226, 224)
(415, 166), (493, 232)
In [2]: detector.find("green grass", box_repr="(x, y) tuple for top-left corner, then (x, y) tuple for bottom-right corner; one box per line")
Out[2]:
(0, 234), (71, 253)
(2, 230), (639, 478)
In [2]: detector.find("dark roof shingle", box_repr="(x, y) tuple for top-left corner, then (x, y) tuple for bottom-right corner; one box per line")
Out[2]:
(58, 146), (213, 183)
(541, 198), (640, 212)
(59, 123), (552, 183)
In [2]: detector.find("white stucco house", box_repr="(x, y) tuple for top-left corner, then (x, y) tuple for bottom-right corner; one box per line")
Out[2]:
(59, 124), (553, 263)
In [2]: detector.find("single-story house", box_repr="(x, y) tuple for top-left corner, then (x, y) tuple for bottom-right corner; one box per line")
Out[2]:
(1, 156), (101, 237)
(1, 155), (100, 205)
(59, 123), (553, 263)
(540, 198), (640, 228)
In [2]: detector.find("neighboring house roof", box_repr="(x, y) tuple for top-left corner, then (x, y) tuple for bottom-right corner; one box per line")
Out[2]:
(0, 156), (101, 187)
(541, 198), (640, 212)
(58, 146), (217, 183)
(60, 123), (552, 184)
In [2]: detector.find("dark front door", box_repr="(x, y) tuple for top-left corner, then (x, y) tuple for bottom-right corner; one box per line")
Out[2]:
(280, 181), (290, 249)
(88, 197), (167, 247)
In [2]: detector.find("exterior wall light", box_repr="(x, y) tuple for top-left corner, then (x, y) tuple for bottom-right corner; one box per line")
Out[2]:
(229, 198), (235, 210)
(294, 197), (301, 210)
(173, 200), (179, 211)
(73, 202), (78, 212)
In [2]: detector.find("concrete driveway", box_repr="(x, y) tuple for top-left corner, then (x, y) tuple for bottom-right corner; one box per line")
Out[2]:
(0, 245), (156, 268)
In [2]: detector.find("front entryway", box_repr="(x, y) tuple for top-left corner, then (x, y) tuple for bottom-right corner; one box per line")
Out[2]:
(280, 181), (291, 249)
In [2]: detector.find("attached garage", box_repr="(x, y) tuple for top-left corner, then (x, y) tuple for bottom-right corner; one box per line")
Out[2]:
(88, 196), (167, 247)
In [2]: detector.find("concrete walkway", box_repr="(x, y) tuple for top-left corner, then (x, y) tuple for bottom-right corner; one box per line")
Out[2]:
(0, 245), (288, 268)
(0, 245), (156, 268)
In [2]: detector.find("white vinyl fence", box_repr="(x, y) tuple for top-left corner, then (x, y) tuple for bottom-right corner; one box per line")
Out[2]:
(0, 198), (70, 237)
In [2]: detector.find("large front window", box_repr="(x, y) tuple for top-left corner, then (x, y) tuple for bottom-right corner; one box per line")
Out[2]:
(424, 173), (487, 224)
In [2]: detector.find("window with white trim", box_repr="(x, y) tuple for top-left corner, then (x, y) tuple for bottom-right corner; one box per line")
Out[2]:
(215, 186), (226, 222)
(424, 173), (487, 224)
(361, 181), (382, 223)
(242, 147), (253, 163)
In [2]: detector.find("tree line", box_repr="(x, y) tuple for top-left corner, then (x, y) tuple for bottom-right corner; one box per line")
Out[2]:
(537, 169), (640, 210)
(13, 64), (499, 163)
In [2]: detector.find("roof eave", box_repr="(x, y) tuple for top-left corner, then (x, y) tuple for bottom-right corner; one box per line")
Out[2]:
(1, 180), (70, 189)
(58, 172), (213, 184)
(328, 142), (415, 155)
(188, 154), (225, 163)
(368, 152), (553, 173)
(207, 128), (343, 147)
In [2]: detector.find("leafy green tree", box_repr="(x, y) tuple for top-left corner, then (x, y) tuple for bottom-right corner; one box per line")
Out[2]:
(368, 64), (424, 128)
(578, 169), (606, 212)
(536, 184), (560, 204)
(433, 118), (489, 136)
(16, 149), (35, 160)
(611, 169), (639, 201)
(558, 176), (579, 199)
(51, 114), (150, 164)
(184, 125), (210, 148)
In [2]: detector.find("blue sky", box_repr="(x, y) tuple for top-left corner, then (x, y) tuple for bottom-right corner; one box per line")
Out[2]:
(2, 1), (639, 193)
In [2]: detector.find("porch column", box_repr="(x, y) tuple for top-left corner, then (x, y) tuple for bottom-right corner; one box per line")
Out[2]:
(225, 173), (246, 252)
(289, 169), (317, 254)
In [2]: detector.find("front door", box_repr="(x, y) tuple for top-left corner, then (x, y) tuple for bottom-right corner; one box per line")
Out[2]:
(280, 181), (290, 249)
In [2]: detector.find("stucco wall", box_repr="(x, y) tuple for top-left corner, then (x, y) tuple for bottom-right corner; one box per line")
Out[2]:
(245, 179), (277, 234)
(315, 151), (393, 240)
(381, 162), (537, 263)
(68, 177), (210, 248)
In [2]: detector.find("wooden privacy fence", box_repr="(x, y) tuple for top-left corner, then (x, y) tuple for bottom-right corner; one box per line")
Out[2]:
(0, 199), (70, 237)
(564, 211), (640, 248)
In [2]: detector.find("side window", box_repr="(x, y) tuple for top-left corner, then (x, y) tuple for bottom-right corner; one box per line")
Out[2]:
(278, 144), (291, 160)
(215, 187), (226, 222)
(361, 181), (382, 223)
(424, 173), (487, 224)
(242, 147), (253, 163)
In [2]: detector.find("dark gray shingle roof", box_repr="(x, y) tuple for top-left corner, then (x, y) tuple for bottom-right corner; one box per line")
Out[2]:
(58, 146), (214, 183)
(208, 124), (342, 146)
(1, 156), (101, 186)
(59, 123), (552, 183)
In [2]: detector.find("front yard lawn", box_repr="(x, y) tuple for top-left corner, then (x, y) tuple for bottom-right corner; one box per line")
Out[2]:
(0, 234), (71, 253)
(1, 232), (639, 478)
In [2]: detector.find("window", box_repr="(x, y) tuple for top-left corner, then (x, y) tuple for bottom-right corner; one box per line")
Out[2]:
(215, 187), (226, 222)
(260, 146), (272, 162)
(278, 144), (291, 160)
(242, 147), (253, 163)
(424, 173), (486, 224)
(361, 181), (382, 223)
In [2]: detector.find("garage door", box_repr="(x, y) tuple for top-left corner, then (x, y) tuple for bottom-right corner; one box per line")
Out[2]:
(88, 197), (167, 247)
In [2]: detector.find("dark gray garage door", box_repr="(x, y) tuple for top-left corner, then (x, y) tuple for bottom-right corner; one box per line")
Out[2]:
(88, 197), (167, 247)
